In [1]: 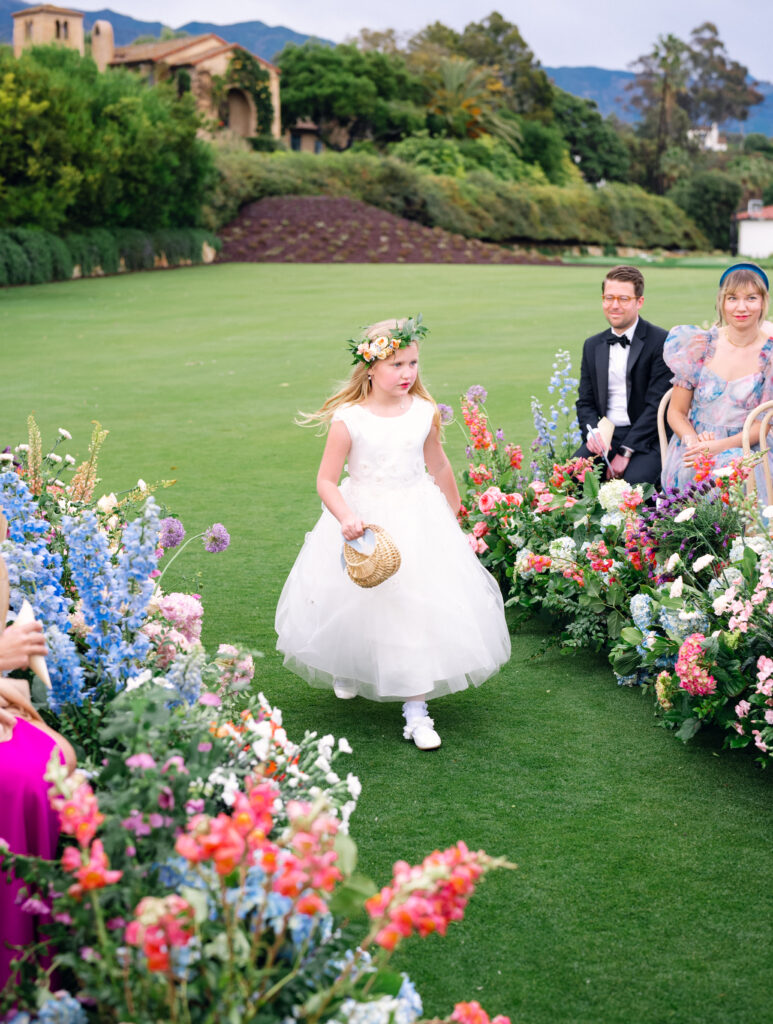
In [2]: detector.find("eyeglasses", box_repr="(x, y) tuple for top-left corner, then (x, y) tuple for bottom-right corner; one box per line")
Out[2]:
(602, 295), (637, 306)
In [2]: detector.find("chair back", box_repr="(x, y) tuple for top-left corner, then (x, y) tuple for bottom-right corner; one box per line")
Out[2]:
(742, 399), (773, 505)
(657, 388), (673, 469)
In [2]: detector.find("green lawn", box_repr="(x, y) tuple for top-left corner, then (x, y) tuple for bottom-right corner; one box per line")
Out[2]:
(2, 264), (772, 1023)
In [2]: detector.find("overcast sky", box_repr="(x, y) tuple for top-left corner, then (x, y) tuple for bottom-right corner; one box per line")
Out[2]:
(70, 0), (770, 80)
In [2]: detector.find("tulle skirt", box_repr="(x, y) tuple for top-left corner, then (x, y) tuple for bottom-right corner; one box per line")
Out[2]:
(275, 477), (511, 701)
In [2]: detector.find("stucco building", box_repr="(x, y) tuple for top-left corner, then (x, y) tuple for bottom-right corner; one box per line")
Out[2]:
(735, 202), (773, 259)
(11, 4), (281, 139)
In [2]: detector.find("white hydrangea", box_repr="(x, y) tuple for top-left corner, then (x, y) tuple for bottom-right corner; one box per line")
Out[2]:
(730, 535), (773, 563)
(598, 479), (629, 512)
(548, 535), (576, 568)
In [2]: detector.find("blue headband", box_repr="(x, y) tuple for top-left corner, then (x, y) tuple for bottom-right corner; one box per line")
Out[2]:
(719, 262), (769, 291)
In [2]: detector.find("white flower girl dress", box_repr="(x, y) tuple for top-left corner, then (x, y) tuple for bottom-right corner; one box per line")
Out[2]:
(275, 397), (510, 701)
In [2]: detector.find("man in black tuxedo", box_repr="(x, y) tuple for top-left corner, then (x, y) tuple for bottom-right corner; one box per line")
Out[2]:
(575, 265), (670, 484)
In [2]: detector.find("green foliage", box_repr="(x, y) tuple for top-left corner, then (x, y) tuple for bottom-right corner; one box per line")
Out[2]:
(668, 170), (743, 249)
(6, 227), (73, 283)
(206, 149), (707, 249)
(389, 132), (540, 182)
(552, 89), (631, 184)
(518, 119), (576, 185)
(0, 45), (214, 232)
(278, 42), (427, 150)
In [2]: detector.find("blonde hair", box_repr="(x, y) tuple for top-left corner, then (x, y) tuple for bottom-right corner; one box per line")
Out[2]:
(297, 318), (441, 431)
(716, 268), (770, 326)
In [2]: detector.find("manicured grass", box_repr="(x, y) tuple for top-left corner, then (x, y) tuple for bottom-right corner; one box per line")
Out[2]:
(3, 264), (773, 1022)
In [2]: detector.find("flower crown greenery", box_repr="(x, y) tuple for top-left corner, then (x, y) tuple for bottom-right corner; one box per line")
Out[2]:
(347, 314), (428, 365)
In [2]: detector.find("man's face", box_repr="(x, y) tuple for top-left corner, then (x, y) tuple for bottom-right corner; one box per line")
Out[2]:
(601, 280), (644, 333)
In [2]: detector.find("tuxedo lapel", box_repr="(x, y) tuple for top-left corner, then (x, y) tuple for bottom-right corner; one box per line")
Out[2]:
(625, 320), (647, 404)
(594, 337), (609, 419)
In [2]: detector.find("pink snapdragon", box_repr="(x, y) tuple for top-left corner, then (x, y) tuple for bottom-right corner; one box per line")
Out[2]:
(451, 1002), (510, 1024)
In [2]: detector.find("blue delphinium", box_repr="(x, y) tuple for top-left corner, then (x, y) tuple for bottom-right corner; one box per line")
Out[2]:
(0, 472), (85, 710)
(62, 497), (160, 690)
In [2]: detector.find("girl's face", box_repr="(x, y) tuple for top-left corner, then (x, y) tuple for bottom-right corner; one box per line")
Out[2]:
(723, 285), (765, 328)
(369, 343), (419, 398)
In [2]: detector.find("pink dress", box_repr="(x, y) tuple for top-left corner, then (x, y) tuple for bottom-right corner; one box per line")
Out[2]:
(0, 717), (63, 989)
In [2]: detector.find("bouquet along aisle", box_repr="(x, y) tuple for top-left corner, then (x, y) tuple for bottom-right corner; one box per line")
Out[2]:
(0, 420), (514, 1023)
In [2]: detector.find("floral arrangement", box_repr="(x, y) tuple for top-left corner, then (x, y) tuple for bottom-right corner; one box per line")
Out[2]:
(0, 419), (514, 1023)
(348, 314), (428, 365)
(452, 362), (773, 765)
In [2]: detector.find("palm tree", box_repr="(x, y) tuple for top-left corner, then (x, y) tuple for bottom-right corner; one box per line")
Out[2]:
(427, 57), (521, 151)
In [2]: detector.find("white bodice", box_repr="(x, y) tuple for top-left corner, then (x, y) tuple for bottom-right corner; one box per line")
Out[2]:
(333, 398), (433, 488)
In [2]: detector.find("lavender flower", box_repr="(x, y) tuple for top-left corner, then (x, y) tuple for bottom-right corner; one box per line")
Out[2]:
(495, 428), (505, 441)
(465, 385), (487, 404)
(437, 403), (454, 425)
(203, 523), (230, 553)
(160, 517), (186, 549)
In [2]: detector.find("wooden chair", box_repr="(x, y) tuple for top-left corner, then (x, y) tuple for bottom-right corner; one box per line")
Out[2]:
(657, 387), (673, 469)
(742, 400), (773, 505)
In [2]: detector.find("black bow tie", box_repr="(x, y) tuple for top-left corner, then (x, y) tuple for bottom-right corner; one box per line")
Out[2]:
(606, 332), (630, 348)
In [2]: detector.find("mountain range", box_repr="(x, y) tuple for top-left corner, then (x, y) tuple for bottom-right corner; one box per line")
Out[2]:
(1, 1), (771, 135)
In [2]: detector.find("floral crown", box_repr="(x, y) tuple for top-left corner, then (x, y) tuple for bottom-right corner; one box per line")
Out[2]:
(347, 315), (428, 365)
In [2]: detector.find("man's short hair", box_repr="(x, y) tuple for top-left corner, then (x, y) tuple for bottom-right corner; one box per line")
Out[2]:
(602, 265), (644, 299)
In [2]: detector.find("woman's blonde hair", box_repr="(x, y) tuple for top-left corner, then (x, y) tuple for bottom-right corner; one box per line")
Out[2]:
(297, 318), (441, 431)
(716, 267), (770, 326)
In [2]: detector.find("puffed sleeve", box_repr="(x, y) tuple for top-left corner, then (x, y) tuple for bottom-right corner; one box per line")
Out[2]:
(760, 339), (773, 404)
(663, 325), (714, 390)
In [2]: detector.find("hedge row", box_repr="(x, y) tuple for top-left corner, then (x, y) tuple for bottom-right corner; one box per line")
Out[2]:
(206, 150), (708, 250)
(0, 227), (221, 287)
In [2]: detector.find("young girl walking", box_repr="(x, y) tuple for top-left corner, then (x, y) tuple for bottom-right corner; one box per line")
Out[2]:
(275, 317), (510, 749)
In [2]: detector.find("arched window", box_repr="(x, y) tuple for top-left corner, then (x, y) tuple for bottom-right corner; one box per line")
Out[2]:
(25, 19), (33, 39)
(55, 19), (61, 38)
(62, 20), (69, 40)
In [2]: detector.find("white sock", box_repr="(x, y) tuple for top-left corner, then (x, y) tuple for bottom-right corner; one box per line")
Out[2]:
(402, 700), (429, 724)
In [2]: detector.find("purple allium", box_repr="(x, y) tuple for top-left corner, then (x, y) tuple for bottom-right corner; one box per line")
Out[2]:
(465, 385), (488, 405)
(159, 517), (185, 549)
(438, 403), (454, 425)
(203, 523), (230, 553)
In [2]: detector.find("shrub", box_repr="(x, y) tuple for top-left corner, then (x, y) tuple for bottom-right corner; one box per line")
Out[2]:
(114, 228), (155, 271)
(206, 149), (706, 249)
(0, 232), (32, 285)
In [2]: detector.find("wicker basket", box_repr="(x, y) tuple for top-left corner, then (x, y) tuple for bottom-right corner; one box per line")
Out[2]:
(343, 524), (401, 588)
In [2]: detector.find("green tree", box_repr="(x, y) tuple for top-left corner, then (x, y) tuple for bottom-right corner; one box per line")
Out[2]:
(0, 45), (213, 231)
(552, 89), (630, 183)
(668, 170), (742, 249)
(628, 33), (691, 191)
(278, 42), (426, 149)
(425, 56), (521, 149)
(455, 11), (553, 118)
(685, 22), (762, 126)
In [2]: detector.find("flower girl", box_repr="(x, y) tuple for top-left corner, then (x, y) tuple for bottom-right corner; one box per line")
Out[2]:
(275, 317), (510, 749)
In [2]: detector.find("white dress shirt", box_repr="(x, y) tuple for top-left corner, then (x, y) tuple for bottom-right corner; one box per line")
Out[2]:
(606, 319), (638, 427)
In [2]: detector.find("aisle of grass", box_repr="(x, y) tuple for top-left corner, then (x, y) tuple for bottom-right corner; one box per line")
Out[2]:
(2, 264), (773, 1023)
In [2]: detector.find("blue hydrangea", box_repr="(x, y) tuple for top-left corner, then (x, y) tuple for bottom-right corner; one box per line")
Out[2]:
(658, 606), (708, 642)
(636, 629), (658, 656)
(37, 994), (88, 1024)
(630, 594), (653, 631)
(615, 673), (640, 687)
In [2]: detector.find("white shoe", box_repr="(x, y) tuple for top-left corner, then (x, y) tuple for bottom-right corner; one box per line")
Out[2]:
(403, 715), (441, 750)
(333, 678), (357, 699)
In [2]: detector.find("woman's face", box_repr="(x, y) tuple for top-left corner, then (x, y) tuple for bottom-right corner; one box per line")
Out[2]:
(723, 284), (765, 328)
